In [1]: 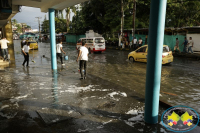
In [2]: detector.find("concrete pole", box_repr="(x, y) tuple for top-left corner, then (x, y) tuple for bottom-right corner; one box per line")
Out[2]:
(144, 0), (167, 124)
(48, 8), (57, 70)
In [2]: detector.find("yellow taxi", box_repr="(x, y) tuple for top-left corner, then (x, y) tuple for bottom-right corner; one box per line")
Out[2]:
(28, 40), (38, 50)
(128, 45), (173, 64)
(21, 39), (38, 50)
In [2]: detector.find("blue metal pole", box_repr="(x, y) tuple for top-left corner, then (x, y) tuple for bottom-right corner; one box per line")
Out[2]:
(48, 8), (57, 70)
(144, 0), (167, 124)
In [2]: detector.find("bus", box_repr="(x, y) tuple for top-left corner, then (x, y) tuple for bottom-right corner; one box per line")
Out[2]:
(76, 37), (106, 53)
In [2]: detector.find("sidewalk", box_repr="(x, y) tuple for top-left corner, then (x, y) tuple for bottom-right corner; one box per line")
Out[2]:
(0, 59), (9, 70)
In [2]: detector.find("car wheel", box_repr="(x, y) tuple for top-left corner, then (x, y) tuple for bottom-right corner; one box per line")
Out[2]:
(129, 56), (135, 62)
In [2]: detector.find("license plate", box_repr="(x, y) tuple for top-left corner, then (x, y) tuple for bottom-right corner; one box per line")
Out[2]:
(168, 59), (171, 62)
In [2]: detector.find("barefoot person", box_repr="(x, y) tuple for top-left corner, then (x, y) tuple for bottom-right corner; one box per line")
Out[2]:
(22, 42), (33, 67)
(76, 42), (89, 79)
(174, 38), (181, 53)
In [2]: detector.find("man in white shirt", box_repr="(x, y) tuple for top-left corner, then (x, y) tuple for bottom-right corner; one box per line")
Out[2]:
(138, 37), (143, 47)
(187, 37), (194, 53)
(0, 38), (9, 61)
(133, 37), (137, 50)
(22, 42), (33, 67)
(56, 41), (66, 65)
(76, 42), (89, 79)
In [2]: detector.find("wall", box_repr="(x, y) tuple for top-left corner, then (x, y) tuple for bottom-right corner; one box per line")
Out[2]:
(129, 34), (186, 52)
(187, 34), (200, 52)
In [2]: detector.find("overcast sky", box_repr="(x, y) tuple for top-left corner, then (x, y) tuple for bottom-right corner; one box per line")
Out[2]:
(12, 6), (72, 30)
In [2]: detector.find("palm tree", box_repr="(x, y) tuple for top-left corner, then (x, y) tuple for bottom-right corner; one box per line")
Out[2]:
(65, 6), (77, 33)
(12, 19), (18, 27)
(65, 7), (71, 33)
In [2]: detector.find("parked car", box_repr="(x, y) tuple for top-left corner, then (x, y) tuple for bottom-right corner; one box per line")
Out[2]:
(128, 45), (173, 64)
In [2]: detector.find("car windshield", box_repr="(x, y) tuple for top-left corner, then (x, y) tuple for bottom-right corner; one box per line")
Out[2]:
(163, 46), (170, 52)
(29, 41), (36, 43)
(95, 38), (104, 43)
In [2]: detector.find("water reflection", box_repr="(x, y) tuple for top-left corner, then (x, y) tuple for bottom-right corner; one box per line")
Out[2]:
(23, 67), (29, 75)
(51, 70), (59, 108)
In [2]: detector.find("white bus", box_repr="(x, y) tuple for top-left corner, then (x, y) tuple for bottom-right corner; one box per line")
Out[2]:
(76, 37), (106, 53)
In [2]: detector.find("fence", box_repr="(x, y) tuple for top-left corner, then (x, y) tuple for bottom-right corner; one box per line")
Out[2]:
(129, 34), (186, 52)
(65, 34), (186, 52)
(65, 34), (86, 44)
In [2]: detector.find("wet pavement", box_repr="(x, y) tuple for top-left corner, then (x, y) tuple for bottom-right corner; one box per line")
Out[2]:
(0, 40), (200, 133)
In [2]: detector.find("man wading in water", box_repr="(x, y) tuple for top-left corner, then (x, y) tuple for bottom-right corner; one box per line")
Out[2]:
(76, 42), (89, 80)
(22, 42), (34, 67)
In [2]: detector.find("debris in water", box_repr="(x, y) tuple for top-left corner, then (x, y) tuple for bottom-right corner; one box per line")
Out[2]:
(126, 109), (138, 115)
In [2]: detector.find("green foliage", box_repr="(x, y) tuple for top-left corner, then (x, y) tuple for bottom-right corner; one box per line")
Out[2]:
(55, 18), (67, 33)
(41, 18), (67, 33)
(69, 0), (151, 36)
(69, 11), (85, 34)
(16, 23), (22, 33)
(41, 20), (49, 33)
(166, 0), (200, 27)
(42, 0), (200, 35)
(11, 19), (18, 26)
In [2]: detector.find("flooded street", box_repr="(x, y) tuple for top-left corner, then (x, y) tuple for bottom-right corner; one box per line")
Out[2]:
(0, 40), (199, 133)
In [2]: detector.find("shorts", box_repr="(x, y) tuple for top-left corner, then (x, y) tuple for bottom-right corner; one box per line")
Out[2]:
(174, 46), (179, 50)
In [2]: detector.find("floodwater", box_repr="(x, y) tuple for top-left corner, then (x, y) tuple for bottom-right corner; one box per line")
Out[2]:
(0, 40), (199, 133)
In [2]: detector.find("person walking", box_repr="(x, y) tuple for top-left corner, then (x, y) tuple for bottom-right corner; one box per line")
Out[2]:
(0, 38), (10, 61)
(182, 37), (188, 53)
(174, 38), (181, 53)
(133, 37), (137, 50)
(138, 37), (143, 47)
(76, 42), (89, 80)
(56, 41), (66, 65)
(22, 42), (33, 67)
(187, 37), (194, 53)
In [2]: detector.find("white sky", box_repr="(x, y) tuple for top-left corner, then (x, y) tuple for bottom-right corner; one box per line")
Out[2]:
(12, 6), (74, 30)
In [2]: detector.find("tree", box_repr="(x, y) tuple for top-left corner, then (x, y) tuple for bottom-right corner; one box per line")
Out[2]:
(166, 0), (200, 27)
(41, 15), (49, 33)
(11, 19), (18, 27)
(68, 0), (200, 36)
(41, 17), (67, 34)
(16, 24), (22, 33)
(65, 7), (71, 32)
(55, 18), (67, 33)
